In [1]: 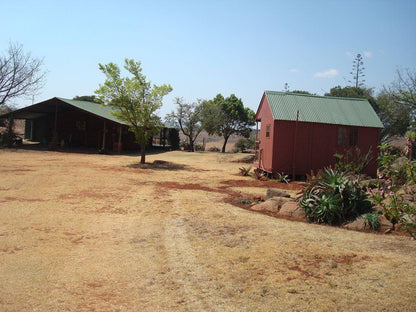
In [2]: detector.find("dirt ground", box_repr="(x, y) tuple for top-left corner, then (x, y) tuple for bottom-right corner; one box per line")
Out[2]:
(0, 148), (415, 312)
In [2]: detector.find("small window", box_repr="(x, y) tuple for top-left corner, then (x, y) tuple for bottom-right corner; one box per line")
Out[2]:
(338, 127), (347, 146)
(349, 128), (358, 146)
(265, 125), (271, 138)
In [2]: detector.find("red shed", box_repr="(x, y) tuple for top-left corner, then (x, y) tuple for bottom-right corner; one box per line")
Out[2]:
(253, 91), (383, 178)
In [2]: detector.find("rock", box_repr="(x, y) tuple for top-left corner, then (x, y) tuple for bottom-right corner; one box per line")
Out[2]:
(251, 200), (280, 213)
(291, 207), (306, 221)
(251, 196), (293, 213)
(279, 201), (299, 218)
(267, 189), (290, 199)
(269, 197), (293, 209)
(344, 217), (366, 231)
(379, 215), (394, 232)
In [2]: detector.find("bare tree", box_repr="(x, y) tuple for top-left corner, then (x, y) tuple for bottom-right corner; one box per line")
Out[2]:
(0, 42), (46, 106)
(166, 97), (203, 152)
(386, 68), (416, 109)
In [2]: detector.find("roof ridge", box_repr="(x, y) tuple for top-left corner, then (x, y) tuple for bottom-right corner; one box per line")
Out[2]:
(264, 90), (368, 101)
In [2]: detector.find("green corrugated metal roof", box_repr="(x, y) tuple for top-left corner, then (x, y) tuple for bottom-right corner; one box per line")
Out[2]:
(264, 91), (383, 128)
(57, 98), (128, 125)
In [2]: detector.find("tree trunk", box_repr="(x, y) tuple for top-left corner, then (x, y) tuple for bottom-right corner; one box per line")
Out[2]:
(140, 143), (146, 163)
(189, 139), (195, 152)
(139, 136), (146, 164)
(222, 135), (230, 153)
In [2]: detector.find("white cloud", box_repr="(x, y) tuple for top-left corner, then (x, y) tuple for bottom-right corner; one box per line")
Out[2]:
(313, 69), (339, 78)
(289, 68), (298, 73)
(364, 51), (372, 58)
(345, 51), (353, 57)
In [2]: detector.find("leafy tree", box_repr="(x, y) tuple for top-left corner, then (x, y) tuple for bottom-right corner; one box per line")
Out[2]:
(166, 97), (203, 152)
(291, 90), (314, 95)
(325, 85), (373, 98)
(0, 42), (46, 106)
(73, 95), (102, 103)
(349, 53), (365, 88)
(202, 94), (255, 153)
(376, 91), (412, 138)
(325, 85), (378, 113)
(95, 59), (172, 163)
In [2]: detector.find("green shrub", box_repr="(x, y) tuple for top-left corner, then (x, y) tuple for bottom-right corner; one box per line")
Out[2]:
(300, 168), (371, 225)
(363, 213), (380, 231)
(334, 147), (373, 175)
(272, 172), (289, 183)
(235, 137), (255, 152)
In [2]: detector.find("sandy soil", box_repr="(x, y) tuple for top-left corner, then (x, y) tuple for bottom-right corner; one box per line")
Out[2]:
(0, 148), (415, 311)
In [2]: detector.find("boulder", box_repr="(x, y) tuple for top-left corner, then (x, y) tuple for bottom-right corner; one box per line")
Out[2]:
(291, 206), (306, 221)
(251, 196), (293, 213)
(344, 217), (366, 231)
(251, 200), (280, 213)
(269, 197), (293, 210)
(267, 189), (290, 199)
(279, 201), (299, 218)
(379, 215), (394, 232)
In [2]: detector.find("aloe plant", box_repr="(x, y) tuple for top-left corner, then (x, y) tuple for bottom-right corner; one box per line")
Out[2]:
(300, 168), (371, 225)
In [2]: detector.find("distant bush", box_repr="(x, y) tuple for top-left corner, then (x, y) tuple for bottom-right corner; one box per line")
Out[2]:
(207, 146), (220, 152)
(194, 143), (205, 151)
(234, 137), (255, 152)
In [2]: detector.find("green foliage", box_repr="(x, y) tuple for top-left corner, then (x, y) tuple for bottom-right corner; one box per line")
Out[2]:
(368, 134), (416, 229)
(379, 69), (416, 139)
(272, 172), (289, 183)
(325, 85), (379, 114)
(207, 146), (220, 152)
(291, 90), (315, 95)
(254, 168), (267, 181)
(376, 91), (412, 138)
(300, 168), (371, 225)
(166, 97), (203, 152)
(363, 213), (380, 231)
(234, 136), (255, 152)
(334, 147), (373, 175)
(325, 85), (373, 99)
(73, 95), (102, 103)
(202, 94), (255, 153)
(95, 59), (172, 163)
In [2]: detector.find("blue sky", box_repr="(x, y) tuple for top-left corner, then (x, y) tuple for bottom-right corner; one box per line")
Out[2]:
(1, 0), (415, 116)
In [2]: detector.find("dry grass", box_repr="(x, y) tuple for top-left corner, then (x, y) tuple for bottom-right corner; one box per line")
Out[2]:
(0, 148), (415, 311)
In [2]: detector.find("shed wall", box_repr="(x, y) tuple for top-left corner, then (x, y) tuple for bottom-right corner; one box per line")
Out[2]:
(255, 96), (275, 171)
(273, 120), (379, 177)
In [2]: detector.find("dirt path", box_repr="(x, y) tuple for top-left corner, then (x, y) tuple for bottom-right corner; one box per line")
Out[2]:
(0, 149), (415, 311)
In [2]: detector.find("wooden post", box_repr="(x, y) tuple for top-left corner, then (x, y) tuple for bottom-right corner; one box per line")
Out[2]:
(292, 110), (299, 180)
